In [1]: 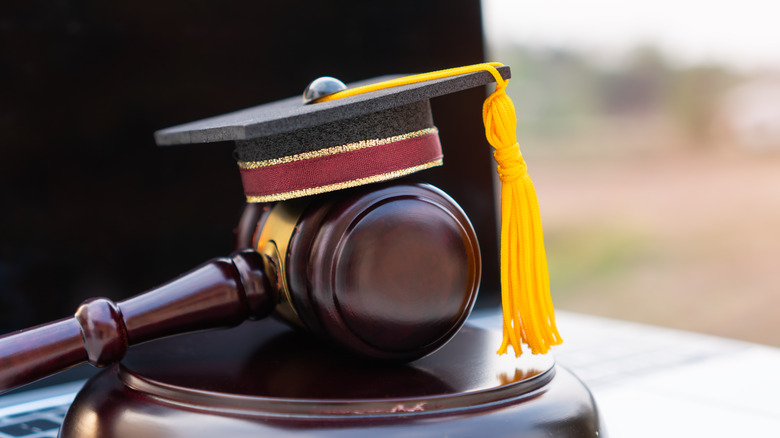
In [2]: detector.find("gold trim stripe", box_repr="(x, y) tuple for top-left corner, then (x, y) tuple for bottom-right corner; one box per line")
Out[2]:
(238, 127), (439, 170)
(255, 198), (309, 328)
(245, 159), (443, 203)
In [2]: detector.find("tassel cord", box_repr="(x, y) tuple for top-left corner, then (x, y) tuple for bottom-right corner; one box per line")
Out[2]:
(482, 70), (562, 356)
(320, 62), (562, 356)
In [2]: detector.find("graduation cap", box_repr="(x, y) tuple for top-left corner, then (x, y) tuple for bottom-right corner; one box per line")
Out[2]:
(155, 63), (562, 356)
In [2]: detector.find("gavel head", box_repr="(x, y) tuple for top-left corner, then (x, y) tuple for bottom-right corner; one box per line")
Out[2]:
(236, 183), (481, 361)
(154, 69), (514, 361)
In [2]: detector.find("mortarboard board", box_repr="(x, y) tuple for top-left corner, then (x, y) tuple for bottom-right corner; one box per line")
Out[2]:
(155, 66), (509, 202)
(155, 62), (562, 356)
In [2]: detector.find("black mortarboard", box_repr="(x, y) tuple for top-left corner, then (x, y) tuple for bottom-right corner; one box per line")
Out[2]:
(154, 63), (561, 356)
(155, 67), (510, 202)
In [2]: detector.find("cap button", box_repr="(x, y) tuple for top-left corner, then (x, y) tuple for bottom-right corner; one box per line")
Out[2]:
(303, 77), (347, 104)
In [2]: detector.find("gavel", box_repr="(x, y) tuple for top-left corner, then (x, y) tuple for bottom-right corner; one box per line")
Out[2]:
(0, 183), (481, 394)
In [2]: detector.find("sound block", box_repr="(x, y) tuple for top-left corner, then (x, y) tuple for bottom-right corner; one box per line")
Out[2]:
(61, 317), (603, 437)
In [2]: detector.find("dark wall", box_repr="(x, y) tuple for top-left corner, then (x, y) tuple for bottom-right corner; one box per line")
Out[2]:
(0, 0), (498, 333)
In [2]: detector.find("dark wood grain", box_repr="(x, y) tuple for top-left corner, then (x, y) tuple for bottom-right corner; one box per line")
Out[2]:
(59, 316), (603, 438)
(0, 250), (274, 394)
(0, 183), (481, 392)
(0, 319), (87, 395)
(286, 183), (480, 360)
(234, 202), (270, 250)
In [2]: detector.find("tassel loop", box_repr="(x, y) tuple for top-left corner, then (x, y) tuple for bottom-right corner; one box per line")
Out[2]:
(493, 144), (527, 184)
(482, 80), (527, 184)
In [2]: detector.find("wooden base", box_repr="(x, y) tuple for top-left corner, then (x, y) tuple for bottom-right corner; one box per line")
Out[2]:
(61, 317), (603, 437)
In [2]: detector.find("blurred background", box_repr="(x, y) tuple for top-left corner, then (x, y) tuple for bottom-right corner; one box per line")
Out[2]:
(2, 0), (778, 350)
(0, 1), (501, 342)
(483, 0), (780, 346)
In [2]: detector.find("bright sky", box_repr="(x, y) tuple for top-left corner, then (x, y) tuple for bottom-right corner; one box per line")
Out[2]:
(482, 0), (780, 69)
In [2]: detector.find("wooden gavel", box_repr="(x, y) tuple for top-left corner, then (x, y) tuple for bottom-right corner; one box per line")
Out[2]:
(0, 183), (481, 394)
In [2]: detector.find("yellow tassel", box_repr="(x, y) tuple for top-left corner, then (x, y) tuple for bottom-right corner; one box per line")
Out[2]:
(482, 69), (563, 356)
(320, 62), (562, 356)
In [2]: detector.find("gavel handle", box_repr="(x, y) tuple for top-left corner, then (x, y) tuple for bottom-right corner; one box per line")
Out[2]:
(0, 250), (275, 395)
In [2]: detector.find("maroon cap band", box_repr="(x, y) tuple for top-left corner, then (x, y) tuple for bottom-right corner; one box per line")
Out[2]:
(239, 128), (442, 202)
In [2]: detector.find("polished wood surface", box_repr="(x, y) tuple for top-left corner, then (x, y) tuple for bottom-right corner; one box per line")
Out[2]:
(0, 250), (273, 394)
(284, 184), (480, 360)
(0, 319), (87, 396)
(0, 183), (480, 392)
(60, 317), (603, 437)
